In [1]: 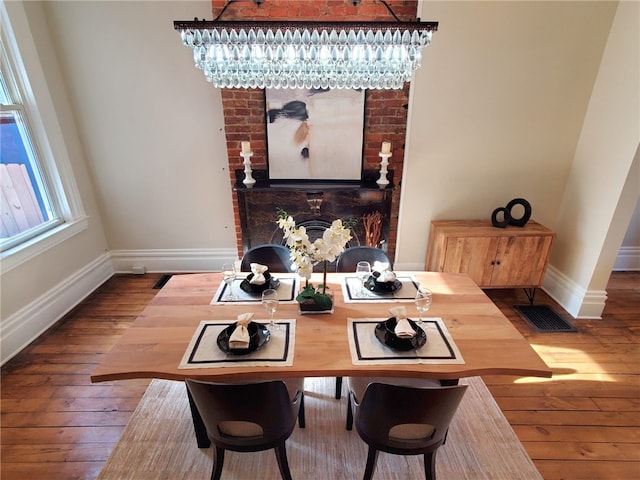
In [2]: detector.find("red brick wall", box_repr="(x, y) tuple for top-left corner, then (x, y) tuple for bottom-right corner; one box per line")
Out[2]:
(211, 0), (418, 258)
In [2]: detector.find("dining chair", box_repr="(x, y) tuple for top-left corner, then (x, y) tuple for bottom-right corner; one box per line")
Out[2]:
(335, 246), (393, 273)
(333, 246), (393, 400)
(240, 244), (294, 273)
(185, 379), (305, 480)
(345, 379), (468, 480)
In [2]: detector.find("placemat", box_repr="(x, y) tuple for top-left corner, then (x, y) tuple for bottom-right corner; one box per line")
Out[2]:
(347, 317), (464, 365)
(341, 275), (420, 303)
(210, 275), (300, 305)
(178, 319), (295, 369)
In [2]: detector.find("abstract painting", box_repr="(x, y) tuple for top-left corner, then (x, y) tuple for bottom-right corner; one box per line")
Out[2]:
(265, 88), (365, 180)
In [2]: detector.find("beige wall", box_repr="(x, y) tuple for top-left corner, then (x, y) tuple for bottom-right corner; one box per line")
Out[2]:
(551, 0), (639, 316)
(401, 0), (617, 262)
(623, 201), (640, 247)
(1, 1), (110, 358)
(42, 0), (236, 251)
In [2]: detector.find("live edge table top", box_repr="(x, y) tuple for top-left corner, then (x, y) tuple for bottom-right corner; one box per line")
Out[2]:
(90, 271), (551, 383)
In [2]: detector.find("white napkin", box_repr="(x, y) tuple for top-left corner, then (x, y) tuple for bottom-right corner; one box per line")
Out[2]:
(249, 263), (268, 285)
(389, 306), (415, 338)
(372, 261), (390, 273)
(372, 261), (396, 282)
(228, 313), (255, 349)
(376, 269), (397, 283)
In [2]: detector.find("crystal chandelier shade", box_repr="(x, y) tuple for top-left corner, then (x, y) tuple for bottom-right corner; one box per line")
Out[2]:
(174, 21), (438, 89)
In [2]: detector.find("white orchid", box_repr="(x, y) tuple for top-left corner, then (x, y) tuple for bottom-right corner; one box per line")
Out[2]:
(277, 211), (353, 283)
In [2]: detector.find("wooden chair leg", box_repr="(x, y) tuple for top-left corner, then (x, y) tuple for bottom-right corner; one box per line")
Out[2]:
(298, 391), (306, 428)
(346, 391), (354, 430)
(424, 451), (436, 480)
(211, 446), (225, 480)
(363, 446), (379, 480)
(335, 376), (343, 399)
(274, 443), (293, 480)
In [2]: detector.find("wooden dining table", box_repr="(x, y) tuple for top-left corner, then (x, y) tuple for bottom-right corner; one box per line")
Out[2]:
(91, 271), (552, 384)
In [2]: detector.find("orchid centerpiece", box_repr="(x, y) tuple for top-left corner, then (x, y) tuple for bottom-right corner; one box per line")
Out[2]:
(277, 209), (353, 309)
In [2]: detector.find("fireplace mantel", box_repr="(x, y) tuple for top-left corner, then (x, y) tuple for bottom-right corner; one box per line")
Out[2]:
(235, 169), (394, 255)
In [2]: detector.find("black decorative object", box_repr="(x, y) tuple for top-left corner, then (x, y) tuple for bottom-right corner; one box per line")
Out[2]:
(505, 198), (532, 226)
(491, 198), (532, 228)
(491, 207), (510, 228)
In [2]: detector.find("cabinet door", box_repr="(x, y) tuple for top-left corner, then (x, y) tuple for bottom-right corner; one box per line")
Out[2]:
(491, 235), (553, 287)
(442, 236), (498, 287)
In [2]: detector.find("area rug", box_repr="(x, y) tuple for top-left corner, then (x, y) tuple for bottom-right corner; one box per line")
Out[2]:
(98, 377), (542, 480)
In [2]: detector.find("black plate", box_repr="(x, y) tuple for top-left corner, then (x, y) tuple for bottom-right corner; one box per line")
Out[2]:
(374, 317), (427, 351)
(239, 273), (280, 294)
(364, 275), (402, 293)
(217, 322), (270, 355)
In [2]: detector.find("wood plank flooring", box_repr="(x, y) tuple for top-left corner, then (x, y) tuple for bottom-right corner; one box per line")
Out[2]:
(1, 272), (638, 480)
(483, 272), (640, 480)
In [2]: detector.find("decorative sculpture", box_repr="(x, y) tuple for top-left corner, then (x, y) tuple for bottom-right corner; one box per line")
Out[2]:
(491, 198), (532, 228)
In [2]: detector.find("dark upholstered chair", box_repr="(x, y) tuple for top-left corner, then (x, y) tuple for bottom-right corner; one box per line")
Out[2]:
(240, 244), (294, 273)
(346, 379), (468, 480)
(185, 379), (305, 480)
(335, 246), (393, 273)
(333, 246), (393, 400)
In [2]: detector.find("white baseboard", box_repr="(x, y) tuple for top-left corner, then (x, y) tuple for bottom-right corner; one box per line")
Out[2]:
(1, 253), (114, 365)
(1, 248), (239, 366)
(542, 265), (608, 319)
(394, 261), (423, 271)
(110, 248), (238, 273)
(614, 246), (640, 271)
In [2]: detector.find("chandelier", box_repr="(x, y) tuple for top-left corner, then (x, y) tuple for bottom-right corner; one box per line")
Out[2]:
(173, 5), (438, 90)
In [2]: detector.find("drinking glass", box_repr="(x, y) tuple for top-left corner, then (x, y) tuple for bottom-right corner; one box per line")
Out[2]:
(262, 288), (280, 331)
(222, 263), (237, 300)
(355, 261), (371, 297)
(414, 287), (432, 326)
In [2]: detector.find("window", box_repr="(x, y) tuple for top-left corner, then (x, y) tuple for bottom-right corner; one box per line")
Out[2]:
(1, 44), (62, 250)
(0, 1), (87, 271)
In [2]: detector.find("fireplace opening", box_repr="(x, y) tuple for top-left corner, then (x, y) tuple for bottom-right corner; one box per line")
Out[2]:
(235, 169), (392, 260)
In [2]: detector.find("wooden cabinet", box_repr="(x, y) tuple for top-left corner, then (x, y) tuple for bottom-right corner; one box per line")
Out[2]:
(426, 220), (554, 289)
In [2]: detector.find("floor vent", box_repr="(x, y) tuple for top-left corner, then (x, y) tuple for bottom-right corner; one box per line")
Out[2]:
(513, 305), (577, 332)
(153, 274), (173, 290)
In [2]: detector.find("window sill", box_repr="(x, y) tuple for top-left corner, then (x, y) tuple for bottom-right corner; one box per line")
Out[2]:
(0, 216), (89, 274)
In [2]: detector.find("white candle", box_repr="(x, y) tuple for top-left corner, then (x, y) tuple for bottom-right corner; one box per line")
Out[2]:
(381, 142), (391, 154)
(241, 141), (251, 154)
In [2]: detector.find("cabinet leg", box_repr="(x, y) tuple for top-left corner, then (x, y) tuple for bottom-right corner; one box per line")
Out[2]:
(523, 288), (537, 305)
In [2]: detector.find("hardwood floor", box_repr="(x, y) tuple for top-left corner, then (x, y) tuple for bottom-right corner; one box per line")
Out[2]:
(484, 273), (640, 480)
(1, 274), (159, 480)
(1, 272), (638, 479)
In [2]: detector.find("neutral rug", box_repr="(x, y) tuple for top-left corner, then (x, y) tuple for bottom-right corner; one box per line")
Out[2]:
(98, 377), (542, 480)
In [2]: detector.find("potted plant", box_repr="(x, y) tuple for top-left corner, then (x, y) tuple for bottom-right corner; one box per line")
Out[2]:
(277, 209), (353, 312)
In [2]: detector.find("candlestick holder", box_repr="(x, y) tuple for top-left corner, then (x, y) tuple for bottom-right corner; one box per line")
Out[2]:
(240, 151), (256, 187)
(376, 152), (392, 188)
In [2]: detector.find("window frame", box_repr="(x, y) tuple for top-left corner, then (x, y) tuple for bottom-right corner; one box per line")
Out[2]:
(0, 1), (88, 273)
(2, 46), (64, 250)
